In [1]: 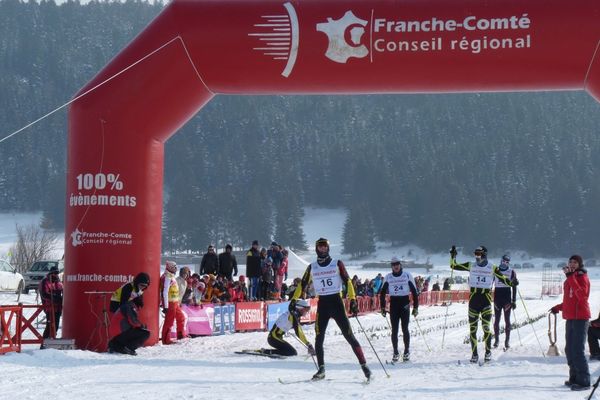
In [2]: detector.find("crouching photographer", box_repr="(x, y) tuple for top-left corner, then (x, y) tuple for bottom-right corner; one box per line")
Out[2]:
(108, 296), (150, 356)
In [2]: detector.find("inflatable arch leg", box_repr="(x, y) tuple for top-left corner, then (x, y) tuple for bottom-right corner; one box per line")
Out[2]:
(64, 34), (213, 350)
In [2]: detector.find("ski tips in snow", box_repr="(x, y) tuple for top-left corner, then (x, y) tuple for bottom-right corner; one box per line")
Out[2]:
(235, 349), (286, 359)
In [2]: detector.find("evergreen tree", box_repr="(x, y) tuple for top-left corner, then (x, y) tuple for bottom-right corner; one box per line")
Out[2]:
(342, 203), (376, 258)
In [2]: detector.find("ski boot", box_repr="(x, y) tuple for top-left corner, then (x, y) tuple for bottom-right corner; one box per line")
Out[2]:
(492, 338), (499, 349)
(122, 346), (137, 356)
(402, 350), (410, 362)
(361, 363), (372, 381)
(392, 352), (400, 363)
(312, 366), (326, 381)
(484, 350), (492, 362)
(470, 352), (479, 364)
(504, 342), (510, 351)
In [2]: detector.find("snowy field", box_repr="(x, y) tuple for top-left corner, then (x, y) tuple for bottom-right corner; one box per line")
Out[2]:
(1, 211), (600, 399)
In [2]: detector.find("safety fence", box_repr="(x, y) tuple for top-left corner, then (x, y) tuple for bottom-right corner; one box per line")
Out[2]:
(2, 290), (469, 353)
(0, 303), (61, 354)
(0, 305), (22, 354)
(177, 290), (469, 336)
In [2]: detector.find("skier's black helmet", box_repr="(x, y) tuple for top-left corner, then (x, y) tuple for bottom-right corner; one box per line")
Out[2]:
(315, 237), (330, 257)
(473, 245), (488, 258)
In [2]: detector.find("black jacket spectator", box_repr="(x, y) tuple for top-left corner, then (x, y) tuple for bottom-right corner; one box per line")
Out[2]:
(200, 245), (219, 275)
(218, 245), (238, 281)
(246, 246), (261, 278)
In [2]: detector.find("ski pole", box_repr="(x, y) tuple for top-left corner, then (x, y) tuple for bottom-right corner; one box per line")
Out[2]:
(354, 315), (390, 378)
(290, 333), (318, 368)
(517, 288), (545, 357)
(413, 314), (431, 352)
(441, 262), (455, 349)
(381, 298), (392, 330)
(588, 374), (600, 400)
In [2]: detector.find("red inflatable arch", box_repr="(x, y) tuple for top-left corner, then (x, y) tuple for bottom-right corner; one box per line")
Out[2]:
(64, 0), (600, 350)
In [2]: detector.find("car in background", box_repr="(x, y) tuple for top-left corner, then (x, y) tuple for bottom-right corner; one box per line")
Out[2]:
(23, 260), (64, 294)
(0, 259), (25, 294)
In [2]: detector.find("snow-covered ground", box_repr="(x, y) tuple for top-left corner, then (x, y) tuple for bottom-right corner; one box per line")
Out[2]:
(1, 211), (599, 399)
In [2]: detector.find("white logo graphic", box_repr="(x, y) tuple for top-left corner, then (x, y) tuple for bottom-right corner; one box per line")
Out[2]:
(249, 2), (299, 78)
(71, 229), (83, 247)
(317, 11), (369, 63)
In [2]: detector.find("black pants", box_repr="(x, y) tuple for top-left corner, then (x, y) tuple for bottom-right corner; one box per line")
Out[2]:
(565, 320), (590, 386)
(264, 333), (297, 356)
(493, 288), (513, 346)
(468, 292), (493, 354)
(389, 296), (411, 354)
(43, 310), (61, 339)
(110, 327), (150, 351)
(314, 294), (365, 367)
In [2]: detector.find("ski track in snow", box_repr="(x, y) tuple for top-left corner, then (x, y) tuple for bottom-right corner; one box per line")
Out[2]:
(2, 267), (600, 399)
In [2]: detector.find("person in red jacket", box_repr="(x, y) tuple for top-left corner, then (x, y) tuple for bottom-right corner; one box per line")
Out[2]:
(39, 266), (63, 340)
(550, 255), (591, 391)
(228, 280), (246, 302)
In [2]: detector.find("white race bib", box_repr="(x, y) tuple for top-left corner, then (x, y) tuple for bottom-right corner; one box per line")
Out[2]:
(311, 259), (342, 296)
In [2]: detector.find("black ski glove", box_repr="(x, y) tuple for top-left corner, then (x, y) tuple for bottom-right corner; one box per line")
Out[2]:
(450, 245), (457, 259)
(511, 302), (517, 310)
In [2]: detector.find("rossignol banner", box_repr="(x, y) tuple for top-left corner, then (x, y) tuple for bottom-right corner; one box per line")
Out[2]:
(235, 302), (266, 331)
(64, 0), (600, 350)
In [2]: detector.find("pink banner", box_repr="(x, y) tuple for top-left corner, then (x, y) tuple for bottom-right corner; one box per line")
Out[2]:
(170, 304), (214, 337)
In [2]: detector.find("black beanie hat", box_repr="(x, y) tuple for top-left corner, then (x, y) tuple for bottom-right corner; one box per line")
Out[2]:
(134, 272), (150, 287)
(569, 255), (584, 269)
